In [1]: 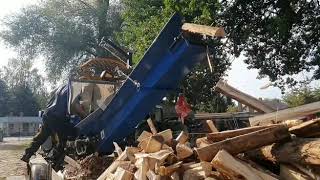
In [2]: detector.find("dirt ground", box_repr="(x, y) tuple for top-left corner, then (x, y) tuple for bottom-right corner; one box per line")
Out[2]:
(0, 137), (31, 178)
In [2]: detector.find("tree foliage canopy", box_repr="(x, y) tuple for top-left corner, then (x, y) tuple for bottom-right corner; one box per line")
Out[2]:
(1, 0), (122, 82)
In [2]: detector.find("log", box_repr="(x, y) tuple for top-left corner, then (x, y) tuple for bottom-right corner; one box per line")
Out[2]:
(289, 118), (320, 137)
(182, 23), (225, 37)
(280, 164), (310, 180)
(147, 119), (157, 134)
(206, 120), (219, 132)
(176, 143), (193, 160)
(206, 124), (279, 142)
(215, 81), (275, 113)
(175, 131), (189, 144)
(134, 157), (149, 180)
(196, 125), (290, 161)
(211, 150), (277, 180)
(250, 101), (320, 126)
(247, 138), (320, 165)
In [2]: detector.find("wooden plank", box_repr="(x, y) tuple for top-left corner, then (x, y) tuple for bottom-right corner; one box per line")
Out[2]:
(182, 23), (225, 37)
(206, 124), (279, 142)
(195, 125), (290, 161)
(247, 138), (320, 165)
(211, 150), (277, 180)
(215, 80), (275, 113)
(250, 101), (320, 126)
(289, 118), (320, 137)
(206, 120), (218, 132)
(280, 164), (310, 180)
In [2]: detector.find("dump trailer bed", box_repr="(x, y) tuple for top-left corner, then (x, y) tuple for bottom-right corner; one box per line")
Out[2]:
(76, 14), (208, 153)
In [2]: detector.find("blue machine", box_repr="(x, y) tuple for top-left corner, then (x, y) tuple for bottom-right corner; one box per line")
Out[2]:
(76, 14), (208, 153)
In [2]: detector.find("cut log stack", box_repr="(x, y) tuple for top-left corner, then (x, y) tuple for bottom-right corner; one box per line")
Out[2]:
(96, 115), (320, 180)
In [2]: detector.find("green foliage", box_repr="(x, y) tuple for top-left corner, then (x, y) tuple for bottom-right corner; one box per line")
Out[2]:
(118, 0), (232, 112)
(283, 85), (320, 107)
(219, 0), (320, 88)
(0, 58), (48, 114)
(1, 0), (122, 83)
(0, 79), (11, 116)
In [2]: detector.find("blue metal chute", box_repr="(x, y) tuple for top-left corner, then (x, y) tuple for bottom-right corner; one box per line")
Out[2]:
(76, 14), (207, 153)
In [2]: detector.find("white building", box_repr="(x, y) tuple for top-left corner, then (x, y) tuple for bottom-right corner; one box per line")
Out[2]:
(0, 116), (42, 136)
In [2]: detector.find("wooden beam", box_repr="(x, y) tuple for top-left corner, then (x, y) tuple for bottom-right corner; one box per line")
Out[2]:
(211, 150), (277, 180)
(250, 101), (320, 126)
(206, 124), (279, 142)
(182, 23), (225, 37)
(289, 118), (320, 137)
(195, 125), (290, 161)
(215, 81), (275, 113)
(247, 138), (320, 165)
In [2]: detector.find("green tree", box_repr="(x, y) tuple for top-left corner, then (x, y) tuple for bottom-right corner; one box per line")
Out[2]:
(1, 0), (122, 82)
(283, 85), (320, 107)
(10, 85), (40, 116)
(0, 79), (11, 116)
(0, 58), (48, 109)
(218, 0), (320, 88)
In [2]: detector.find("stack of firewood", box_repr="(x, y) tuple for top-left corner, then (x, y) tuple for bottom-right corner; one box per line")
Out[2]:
(97, 117), (320, 180)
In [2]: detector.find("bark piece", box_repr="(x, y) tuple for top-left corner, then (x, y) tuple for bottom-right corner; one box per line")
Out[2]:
(196, 125), (290, 161)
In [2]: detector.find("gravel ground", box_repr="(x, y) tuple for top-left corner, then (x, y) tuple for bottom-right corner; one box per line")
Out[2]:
(0, 137), (32, 178)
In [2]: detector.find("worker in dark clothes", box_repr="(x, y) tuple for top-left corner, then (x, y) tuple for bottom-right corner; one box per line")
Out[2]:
(21, 84), (86, 163)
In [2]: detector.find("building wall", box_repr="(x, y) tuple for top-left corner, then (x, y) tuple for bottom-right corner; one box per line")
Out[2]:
(0, 116), (42, 137)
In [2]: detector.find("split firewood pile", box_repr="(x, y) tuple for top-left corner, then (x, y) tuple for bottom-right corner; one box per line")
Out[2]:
(94, 111), (320, 180)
